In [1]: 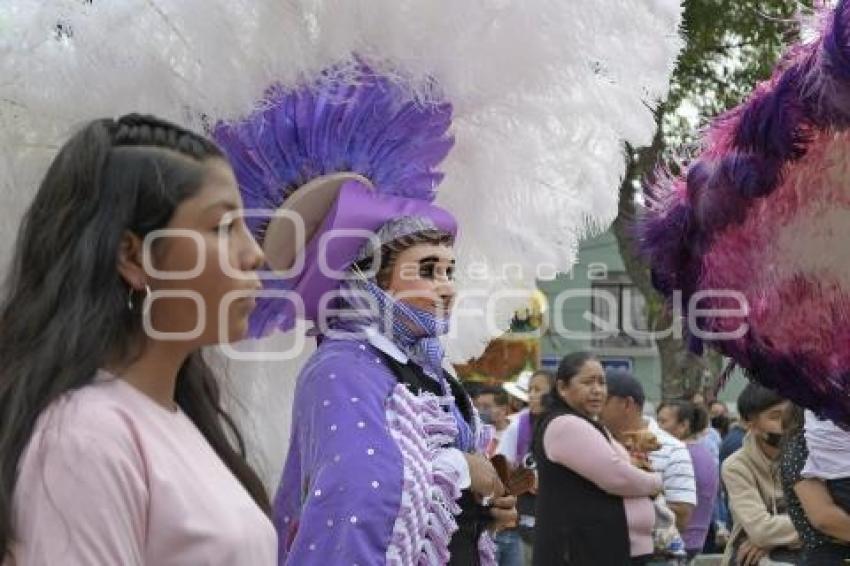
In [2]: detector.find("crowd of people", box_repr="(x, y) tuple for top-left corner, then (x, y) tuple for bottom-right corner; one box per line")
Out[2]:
(0, 111), (848, 566)
(471, 357), (850, 566)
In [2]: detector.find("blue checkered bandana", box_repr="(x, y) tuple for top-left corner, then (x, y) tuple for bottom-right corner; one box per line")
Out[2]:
(331, 274), (474, 452)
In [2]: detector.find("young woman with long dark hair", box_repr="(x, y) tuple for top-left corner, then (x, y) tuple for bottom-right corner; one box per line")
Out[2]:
(0, 115), (276, 565)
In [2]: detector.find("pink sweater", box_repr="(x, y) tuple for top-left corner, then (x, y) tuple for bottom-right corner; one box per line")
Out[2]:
(543, 415), (660, 557)
(9, 375), (277, 565)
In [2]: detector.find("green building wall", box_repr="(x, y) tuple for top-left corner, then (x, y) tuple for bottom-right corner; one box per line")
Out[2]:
(538, 230), (746, 407)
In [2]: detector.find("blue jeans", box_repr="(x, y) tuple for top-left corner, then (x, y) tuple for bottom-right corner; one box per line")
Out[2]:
(494, 529), (523, 566)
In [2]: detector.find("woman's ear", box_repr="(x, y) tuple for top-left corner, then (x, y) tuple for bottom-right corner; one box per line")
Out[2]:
(116, 231), (146, 290)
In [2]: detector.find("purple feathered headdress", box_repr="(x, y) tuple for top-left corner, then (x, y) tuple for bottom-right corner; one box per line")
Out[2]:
(639, 0), (850, 424)
(211, 60), (455, 337)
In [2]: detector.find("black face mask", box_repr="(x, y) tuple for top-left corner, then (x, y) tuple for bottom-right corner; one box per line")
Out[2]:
(711, 415), (728, 431)
(762, 431), (783, 448)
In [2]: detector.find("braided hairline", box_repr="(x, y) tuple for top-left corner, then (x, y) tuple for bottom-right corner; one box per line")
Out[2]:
(110, 113), (222, 160)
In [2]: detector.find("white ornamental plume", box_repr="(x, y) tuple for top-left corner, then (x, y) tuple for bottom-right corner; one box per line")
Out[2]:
(0, 0), (683, 490)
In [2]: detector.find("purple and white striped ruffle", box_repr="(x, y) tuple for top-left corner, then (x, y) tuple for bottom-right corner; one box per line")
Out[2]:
(385, 384), (461, 565)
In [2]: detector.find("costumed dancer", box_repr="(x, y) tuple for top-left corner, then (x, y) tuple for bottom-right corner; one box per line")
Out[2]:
(638, 0), (850, 426)
(211, 0), (684, 503)
(213, 66), (513, 565)
(203, 2), (684, 563)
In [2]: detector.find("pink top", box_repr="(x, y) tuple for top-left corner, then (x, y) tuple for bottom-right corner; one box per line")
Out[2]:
(543, 415), (660, 557)
(9, 374), (277, 566)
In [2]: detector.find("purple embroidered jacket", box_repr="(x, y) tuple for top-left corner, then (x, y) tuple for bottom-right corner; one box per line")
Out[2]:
(273, 338), (496, 565)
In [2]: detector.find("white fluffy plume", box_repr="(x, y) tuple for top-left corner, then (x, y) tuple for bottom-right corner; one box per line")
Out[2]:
(0, 0), (683, 489)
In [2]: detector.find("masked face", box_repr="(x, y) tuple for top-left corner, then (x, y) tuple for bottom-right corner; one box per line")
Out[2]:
(762, 431), (783, 448)
(747, 401), (790, 456)
(710, 414), (729, 435)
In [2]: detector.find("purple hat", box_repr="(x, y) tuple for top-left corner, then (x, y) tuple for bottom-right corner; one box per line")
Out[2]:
(211, 62), (456, 337)
(254, 177), (456, 335)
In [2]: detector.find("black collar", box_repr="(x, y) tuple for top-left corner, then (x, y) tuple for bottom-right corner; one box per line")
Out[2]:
(378, 351), (474, 425)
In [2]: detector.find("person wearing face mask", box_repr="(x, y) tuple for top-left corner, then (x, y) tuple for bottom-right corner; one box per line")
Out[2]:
(721, 383), (801, 566)
(267, 199), (518, 565)
(532, 353), (661, 565)
(267, 203), (519, 565)
(216, 65), (519, 565)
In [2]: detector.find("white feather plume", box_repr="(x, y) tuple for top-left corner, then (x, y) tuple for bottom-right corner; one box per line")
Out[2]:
(0, 0), (683, 490)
